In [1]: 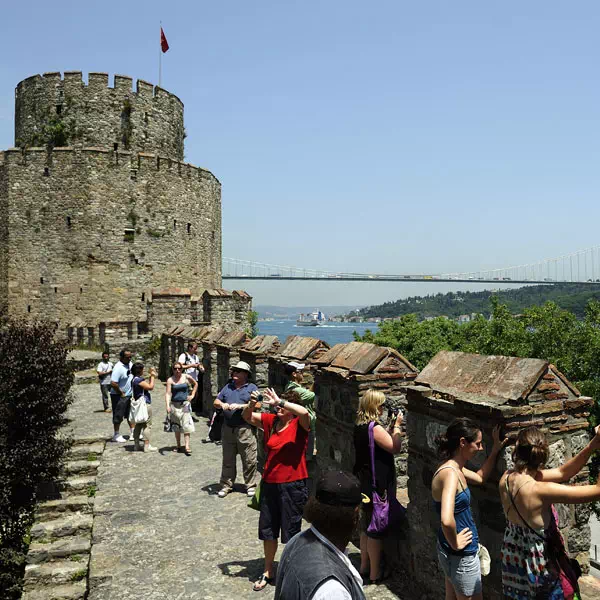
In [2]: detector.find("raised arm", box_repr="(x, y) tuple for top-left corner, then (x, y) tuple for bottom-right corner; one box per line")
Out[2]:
(537, 479), (600, 505)
(373, 412), (404, 455)
(537, 425), (600, 483)
(464, 425), (507, 485)
(242, 391), (263, 428)
(264, 388), (310, 431)
(138, 371), (156, 391)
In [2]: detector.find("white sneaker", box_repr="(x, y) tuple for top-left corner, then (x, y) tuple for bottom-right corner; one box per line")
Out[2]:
(247, 487), (256, 497)
(139, 433), (145, 441)
(218, 487), (232, 498)
(112, 434), (127, 443)
(144, 445), (158, 452)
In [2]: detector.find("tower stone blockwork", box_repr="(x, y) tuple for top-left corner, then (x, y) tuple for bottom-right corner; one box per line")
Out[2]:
(0, 72), (241, 342)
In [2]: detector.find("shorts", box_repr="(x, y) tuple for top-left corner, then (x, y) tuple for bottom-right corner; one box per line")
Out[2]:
(259, 479), (308, 543)
(437, 543), (482, 597)
(110, 394), (131, 426)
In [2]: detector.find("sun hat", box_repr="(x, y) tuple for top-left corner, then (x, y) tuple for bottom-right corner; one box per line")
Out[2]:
(287, 361), (305, 371)
(231, 361), (252, 374)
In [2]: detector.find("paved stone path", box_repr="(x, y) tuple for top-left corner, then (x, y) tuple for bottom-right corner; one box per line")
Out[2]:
(69, 381), (600, 600)
(73, 382), (402, 600)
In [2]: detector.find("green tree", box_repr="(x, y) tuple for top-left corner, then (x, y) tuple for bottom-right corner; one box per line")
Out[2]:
(247, 310), (259, 338)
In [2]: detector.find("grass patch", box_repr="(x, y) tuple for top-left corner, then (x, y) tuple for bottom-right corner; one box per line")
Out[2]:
(86, 485), (97, 498)
(87, 453), (97, 462)
(69, 555), (84, 562)
(70, 568), (87, 582)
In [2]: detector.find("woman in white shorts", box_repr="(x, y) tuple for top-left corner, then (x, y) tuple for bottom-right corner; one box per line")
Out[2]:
(165, 362), (197, 456)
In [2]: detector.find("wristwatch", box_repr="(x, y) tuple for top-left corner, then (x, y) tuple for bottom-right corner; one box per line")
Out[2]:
(279, 399), (287, 408)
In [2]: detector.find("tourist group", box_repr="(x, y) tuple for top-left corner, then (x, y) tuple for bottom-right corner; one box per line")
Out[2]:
(96, 347), (600, 599)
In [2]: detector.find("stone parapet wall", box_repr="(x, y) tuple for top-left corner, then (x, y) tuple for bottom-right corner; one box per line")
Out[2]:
(403, 351), (594, 600)
(15, 72), (184, 160)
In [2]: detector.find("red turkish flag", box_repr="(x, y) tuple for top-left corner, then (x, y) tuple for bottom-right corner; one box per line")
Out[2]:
(160, 27), (169, 53)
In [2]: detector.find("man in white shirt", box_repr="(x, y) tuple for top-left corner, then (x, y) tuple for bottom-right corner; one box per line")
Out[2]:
(274, 470), (366, 600)
(178, 341), (204, 418)
(96, 351), (113, 413)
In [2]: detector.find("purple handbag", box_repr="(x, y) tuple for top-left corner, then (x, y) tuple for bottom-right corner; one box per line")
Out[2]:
(366, 421), (403, 535)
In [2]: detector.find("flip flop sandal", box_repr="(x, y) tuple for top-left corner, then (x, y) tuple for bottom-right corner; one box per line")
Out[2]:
(252, 574), (273, 592)
(184, 449), (192, 456)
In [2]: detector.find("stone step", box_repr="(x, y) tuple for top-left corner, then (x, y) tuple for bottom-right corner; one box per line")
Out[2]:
(59, 476), (97, 497)
(68, 442), (105, 461)
(36, 496), (94, 522)
(24, 558), (89, 588)
(74, 371), (98, 386)
(64, 460), (100, 477)
(27, 535), (91, 564)
(30, 513), (93, 542)
(21, 581), (87, 600)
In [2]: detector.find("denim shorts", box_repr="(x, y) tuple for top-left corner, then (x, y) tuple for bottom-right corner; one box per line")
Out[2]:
(437, 543), (482, 596)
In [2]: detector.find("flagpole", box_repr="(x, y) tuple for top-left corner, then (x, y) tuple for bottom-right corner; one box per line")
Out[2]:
(158, 21), (162, 87)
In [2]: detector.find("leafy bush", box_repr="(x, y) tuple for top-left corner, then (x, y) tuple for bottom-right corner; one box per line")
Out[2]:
(0, 320), (74, 599)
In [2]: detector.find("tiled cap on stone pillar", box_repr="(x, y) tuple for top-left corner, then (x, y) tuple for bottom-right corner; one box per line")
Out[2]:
(311, 341), (418, 475)
(268, 335), (330, 392)
(405, 350), (594, 600)
(238, 335), (280, 389)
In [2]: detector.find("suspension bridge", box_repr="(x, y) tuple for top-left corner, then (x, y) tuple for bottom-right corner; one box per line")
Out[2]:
(223, 245), (600, 284)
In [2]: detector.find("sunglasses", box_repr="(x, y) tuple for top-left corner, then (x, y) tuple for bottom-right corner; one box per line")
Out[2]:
(174, 367), (182, 371)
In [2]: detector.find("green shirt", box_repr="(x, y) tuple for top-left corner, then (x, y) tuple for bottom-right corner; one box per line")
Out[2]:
(285, 381), (316, 424)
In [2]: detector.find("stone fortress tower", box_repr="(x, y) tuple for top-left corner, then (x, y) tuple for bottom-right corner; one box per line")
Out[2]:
(0, 72), (250, 344)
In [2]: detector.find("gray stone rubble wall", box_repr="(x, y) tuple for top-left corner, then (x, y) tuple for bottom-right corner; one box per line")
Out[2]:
(2, 147), (221, 329)
(15, 72), (184, 160)
(0, 157), (7, 315)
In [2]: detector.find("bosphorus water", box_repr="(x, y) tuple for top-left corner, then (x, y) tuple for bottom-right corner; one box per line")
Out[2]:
(257, 320), (377, 346)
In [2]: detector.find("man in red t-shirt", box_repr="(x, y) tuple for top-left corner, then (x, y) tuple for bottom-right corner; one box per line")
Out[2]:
(242, 388), (311, 592)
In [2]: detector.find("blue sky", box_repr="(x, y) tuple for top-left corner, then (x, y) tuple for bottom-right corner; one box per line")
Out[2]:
(2, 2), (600, 306)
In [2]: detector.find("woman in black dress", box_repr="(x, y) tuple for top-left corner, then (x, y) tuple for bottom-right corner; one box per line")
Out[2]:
(353, 389), (403, 584)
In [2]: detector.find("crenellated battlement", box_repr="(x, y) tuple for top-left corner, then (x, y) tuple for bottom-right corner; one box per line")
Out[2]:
(16, 72), (183, 107)
(1, 146), (220, 184)
(15, 71), (185, 160)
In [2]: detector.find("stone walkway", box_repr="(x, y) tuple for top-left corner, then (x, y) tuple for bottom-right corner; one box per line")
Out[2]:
(75, 381), (402, 600)
(67, 382), (600, 600)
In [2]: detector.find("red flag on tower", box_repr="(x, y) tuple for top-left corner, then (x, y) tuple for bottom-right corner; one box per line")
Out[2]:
(160, 27), (169, 53)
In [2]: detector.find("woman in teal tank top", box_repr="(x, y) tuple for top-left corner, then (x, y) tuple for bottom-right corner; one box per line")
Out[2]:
(431, 418), (506, 600)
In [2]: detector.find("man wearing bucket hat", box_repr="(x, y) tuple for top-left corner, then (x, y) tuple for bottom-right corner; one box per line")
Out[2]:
(274, 469), (366, 600)
(213, 361), (259, 498)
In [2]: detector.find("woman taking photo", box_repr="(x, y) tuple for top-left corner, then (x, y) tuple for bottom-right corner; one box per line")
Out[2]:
(130, 362), (157, 452)
(432, 418), (505, 600)
(242, 388), (310, 592)
(165, 362), (198, 456)
(353, 390), (403, 585)
(499, 425), (600, 599)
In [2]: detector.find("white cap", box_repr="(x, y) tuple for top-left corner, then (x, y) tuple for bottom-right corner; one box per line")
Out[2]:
(232, 361), (252, 374)
(287, 361), (305, 371)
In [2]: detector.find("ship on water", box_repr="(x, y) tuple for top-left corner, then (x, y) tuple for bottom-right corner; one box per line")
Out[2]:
(297, 310), (327, 326)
